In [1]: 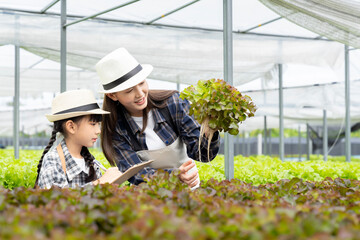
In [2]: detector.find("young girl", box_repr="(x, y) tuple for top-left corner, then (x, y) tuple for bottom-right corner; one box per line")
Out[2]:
(95, 48), (220, 188)
(34, 89), (114, 189)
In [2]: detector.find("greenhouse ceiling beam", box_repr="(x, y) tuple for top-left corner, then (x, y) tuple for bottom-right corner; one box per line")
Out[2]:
(64, 0), (140, 27)
(0, 8), (332, 41)
(40, 0), (59, 14)
(146, 0), (200, 24)
(242, 16), (282, 33)
(21, 58), (45, 74)
(242, 81), (348, 93)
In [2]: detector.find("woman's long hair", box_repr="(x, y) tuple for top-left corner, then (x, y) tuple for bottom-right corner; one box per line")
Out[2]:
(34, 114), (101, 188)
(101, 89), (177, 166)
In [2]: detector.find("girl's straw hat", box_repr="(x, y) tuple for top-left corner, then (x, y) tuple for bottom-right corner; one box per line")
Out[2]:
(95, 48), (153, 93)
(46, 89), (109, 122)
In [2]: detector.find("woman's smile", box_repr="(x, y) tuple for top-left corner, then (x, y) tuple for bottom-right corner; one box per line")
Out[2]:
(135, 96), (146, 105)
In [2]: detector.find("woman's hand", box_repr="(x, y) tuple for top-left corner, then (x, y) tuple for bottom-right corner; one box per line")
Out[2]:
(178, 160), (199, 188)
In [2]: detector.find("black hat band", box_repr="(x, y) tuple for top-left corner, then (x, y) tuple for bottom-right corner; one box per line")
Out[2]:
(102, 64), (143, 90)
(54, 103), (100, 115)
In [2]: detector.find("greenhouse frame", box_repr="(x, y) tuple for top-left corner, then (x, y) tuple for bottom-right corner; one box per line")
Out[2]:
(1, 0), (360, 179)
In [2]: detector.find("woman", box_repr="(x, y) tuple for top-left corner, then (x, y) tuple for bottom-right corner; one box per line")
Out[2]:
(96, 48), (220, 188)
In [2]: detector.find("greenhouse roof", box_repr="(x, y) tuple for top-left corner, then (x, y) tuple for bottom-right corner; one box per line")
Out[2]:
(1, 0), (360, 135)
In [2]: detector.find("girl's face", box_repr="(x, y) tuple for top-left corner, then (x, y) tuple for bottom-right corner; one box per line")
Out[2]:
(70, 115), (101, 148)
(107, 80), (149, 117)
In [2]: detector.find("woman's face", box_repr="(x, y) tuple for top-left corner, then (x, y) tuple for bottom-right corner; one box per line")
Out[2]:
(107, 80), (149, 117)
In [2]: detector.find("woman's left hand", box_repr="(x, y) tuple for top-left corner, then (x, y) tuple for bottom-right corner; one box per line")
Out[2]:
(178, 159), (199, 188)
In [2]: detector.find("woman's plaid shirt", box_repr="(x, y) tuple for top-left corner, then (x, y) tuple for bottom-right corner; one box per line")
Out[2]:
(38, 139), (102, 189)
(113, 92), (220, 185)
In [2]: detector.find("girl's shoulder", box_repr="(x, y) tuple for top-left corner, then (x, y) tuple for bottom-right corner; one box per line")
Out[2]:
(42, 147), (62, 168)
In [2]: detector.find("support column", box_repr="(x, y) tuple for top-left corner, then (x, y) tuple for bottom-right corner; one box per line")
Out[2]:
(264, 115), (267, 155)
(323, 109), (328, 161)
(269, 128), (272, 156)
(306, 123), (311, 160)
(14, 45), (20, 159)
(242, 130), (245, 155)
(223, 0), (234, 180)
(60, 0), (67, 92)
(246, 132), (250, 156)
(257, 133), (262, 155)
(298, 125), (301, 161)
(279, 64), (284, 161)
(345, 45), (351, 162)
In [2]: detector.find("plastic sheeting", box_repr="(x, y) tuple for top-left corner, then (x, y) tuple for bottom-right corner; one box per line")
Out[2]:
(0, 9), (346, 96)
(0, 0), (350, 96)
(239, 80), (360, 131)
(1, 0), (360, 135)
(260, 0), (360, 49)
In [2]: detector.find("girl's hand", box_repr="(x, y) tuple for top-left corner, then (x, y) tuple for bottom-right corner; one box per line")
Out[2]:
(178, 160), (199, 188)
(93, 167), (119, 185)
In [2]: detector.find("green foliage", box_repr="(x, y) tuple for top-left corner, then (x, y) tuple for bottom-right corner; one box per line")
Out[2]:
(2, 149), (360, 189)
(180, 78), (257, 135)
(196, 154), (360, 185)
(2, 149), (360, 238)
(0, 149), (111, 189)
(1, 174), (360, 239)
(351, 128), (360, 137)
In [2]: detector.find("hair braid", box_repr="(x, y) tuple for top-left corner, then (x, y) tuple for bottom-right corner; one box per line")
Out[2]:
(81, 146), (97, 183)
(33, 128), (58, 188)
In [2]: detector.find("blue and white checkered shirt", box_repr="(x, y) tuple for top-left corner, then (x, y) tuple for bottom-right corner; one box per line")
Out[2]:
(38, 139), (102, 189)
(113, 92), (220, 185)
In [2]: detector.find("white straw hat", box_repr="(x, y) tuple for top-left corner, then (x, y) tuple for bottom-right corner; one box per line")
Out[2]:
(95, 48), (153, 93)
(46, 89), (110, 122)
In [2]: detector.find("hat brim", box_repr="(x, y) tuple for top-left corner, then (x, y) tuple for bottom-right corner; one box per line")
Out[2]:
(99, 64), (153, 93)
(46, 108), (110, 122)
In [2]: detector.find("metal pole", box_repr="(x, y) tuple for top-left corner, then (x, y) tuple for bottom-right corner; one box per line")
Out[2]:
(242, 17), (282, 33)
(40, 0), (60, 13)
(223, 0), (234, 180)
(298, 125), (301, 161)
(278, 64), (284, 161)
(236, 134), (240, 155)
(242, 130), (245, 155)
(14, 45), (20, 159)
(246, 132), (250, 156)
(64, 0), (140, 27)
(323, 109), (328, 161)
(269, 128), (272, 156)
(306, 123), (310, 160)
(257, 133), (262, 155)
(147, 0), (200, 24)
(264, 115), (267, 155)
(60, 0), (66, 92)
(345, 45), (351, 162)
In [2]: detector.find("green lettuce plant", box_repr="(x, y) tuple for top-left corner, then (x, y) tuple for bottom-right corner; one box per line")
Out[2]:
(180, 78), (257, 161)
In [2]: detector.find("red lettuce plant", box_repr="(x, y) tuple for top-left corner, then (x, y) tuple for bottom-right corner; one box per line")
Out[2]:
(180, 78), (257, 161)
